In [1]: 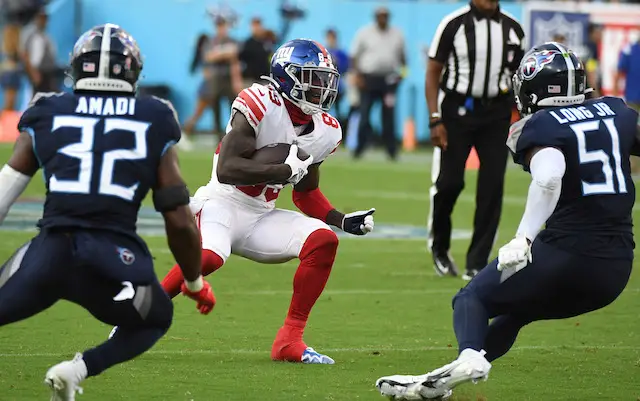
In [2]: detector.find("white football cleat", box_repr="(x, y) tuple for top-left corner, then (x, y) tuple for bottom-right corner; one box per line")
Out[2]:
(376, 374), (451, 400)
(45, 353), (87, 401)
(420, 349), (491, 394)
(301, 347), (335, 364)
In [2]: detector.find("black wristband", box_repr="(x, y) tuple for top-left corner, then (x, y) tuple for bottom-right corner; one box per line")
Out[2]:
(153, 185), (190, 212)
(429, 119), (443, 129)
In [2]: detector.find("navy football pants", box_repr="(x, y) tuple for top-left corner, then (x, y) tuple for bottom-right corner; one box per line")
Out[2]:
(452, 238), (632, 362)
(0, 228), (173, 376)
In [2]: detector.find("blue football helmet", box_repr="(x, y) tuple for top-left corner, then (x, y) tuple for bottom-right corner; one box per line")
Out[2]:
(265, 39), (340, 115)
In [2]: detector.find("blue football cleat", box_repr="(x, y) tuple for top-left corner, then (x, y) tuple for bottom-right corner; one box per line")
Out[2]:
(301, 347), (335, 364)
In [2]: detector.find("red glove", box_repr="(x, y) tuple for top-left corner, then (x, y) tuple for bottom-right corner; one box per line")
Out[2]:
(181, 280), (216, 315)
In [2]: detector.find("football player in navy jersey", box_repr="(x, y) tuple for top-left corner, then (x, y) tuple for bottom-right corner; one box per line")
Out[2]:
(0, 24), (214, 400)
(376, 42), (639, 399)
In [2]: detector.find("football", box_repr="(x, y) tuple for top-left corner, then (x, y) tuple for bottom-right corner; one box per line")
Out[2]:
(251, 143), (310, 164)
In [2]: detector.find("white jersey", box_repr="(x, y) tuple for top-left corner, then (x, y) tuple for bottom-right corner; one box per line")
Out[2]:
(196, 83), (342, 209)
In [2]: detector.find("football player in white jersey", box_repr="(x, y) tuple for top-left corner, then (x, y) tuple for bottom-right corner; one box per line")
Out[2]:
(160, 39), (376, 364)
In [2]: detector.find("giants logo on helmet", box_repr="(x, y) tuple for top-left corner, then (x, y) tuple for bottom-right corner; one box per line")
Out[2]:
(522, 50), (561, 80)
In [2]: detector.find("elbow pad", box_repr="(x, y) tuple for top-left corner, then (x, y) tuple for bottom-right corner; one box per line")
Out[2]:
(530, 148), (566, 192)
(292, 188), (335, 222)
(153, 185), (190, 212)
(0, 164), (31, 223)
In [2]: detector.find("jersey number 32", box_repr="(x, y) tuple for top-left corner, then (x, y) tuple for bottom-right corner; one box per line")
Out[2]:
(49, 116), (149, 201)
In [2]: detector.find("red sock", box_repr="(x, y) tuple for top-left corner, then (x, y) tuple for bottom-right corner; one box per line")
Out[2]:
(271, 229), (338, 361)
(286, 229), (339, 326)
(160, 249), (224, 298)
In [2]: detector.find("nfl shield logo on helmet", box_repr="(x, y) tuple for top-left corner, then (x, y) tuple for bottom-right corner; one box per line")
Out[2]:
(116, 247), (135, 265)
(112, 64), (122, 75)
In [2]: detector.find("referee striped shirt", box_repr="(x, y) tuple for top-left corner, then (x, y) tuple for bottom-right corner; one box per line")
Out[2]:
(428, 2), (526, 99)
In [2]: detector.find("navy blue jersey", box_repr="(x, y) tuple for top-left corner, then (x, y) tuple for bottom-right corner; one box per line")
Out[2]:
(507, 97), (638, 259)
(17, 92), (181, 235)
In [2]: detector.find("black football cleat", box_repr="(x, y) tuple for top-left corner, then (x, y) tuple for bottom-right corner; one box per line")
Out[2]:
(432, 251), (459, 277)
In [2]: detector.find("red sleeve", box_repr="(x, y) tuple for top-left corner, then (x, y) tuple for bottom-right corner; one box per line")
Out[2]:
(292, 188), (335, 222)
(232, 88), (267, 129)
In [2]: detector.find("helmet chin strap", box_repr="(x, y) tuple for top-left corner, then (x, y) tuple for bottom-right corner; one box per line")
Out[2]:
(284, 98), (312, 126)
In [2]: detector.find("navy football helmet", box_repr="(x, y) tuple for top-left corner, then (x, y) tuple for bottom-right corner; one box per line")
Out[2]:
(264, 39), (340, 115)
(70, 23), (143, 93)
(513, 42), (588, 115)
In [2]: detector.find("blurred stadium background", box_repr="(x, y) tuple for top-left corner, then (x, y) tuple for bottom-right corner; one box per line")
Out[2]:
(0, 1), (639, 400)
(1, 0), (640, 145)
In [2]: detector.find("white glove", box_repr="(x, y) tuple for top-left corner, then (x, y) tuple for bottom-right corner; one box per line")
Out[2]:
(342, 208), (375, 235)
(284, 144), (314, 185)
(497, 236), (532, 272)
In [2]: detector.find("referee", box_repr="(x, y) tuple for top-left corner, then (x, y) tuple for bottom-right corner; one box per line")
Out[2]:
(426, 0), (525, 280)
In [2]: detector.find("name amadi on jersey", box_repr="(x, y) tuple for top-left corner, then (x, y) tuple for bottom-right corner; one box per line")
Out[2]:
(198, 83), (342, 207)
(17, 91), (182, 235)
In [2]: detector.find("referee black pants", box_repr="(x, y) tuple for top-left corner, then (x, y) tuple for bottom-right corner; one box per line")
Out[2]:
(355, 73), (399, 159)
(428, 93), (511, 272)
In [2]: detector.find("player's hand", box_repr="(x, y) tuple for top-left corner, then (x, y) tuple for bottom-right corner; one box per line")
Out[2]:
(430, 124), (448, 150)
(181, 279), (216, 315)
(284, 144), (314, 185)
(497, 236), (532, 272)
(342, 208), (375, 235)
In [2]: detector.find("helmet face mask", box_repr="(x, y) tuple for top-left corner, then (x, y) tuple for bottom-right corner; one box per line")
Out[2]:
(513, 42), (587, 116)
(286, 65), (339, 114)
(70, 24), (143, 94)
(268, 39), (340, 115)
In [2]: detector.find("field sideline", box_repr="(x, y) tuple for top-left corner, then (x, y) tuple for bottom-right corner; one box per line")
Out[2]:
(0, 144), (638, 401)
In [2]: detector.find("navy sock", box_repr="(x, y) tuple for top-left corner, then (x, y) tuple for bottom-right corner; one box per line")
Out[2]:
(483, 315), (530, 362)
(452, 289), (489, 354)
(82, 326), (168, 377)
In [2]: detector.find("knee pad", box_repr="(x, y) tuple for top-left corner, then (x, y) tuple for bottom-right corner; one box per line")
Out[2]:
(452, 285), (476, 310)
(201, 249), (225, 275)
(300, 229), (339, 262)
(147, 283), (174, 331)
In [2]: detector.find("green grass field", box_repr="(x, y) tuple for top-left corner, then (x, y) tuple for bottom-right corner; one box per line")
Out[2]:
(0, 144), (638, 401)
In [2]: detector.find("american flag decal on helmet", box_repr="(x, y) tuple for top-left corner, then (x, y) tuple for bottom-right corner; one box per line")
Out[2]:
(82, 62), (96, 72)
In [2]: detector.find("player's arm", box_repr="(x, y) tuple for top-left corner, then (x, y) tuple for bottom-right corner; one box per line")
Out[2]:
(293, 163), (375, 236)
(517, 146), (566, 242)
(0, 132), (38, 224)
(497, 146), (566, 271)
(216, 112), (306, 185)
(154, 147), (203, 287)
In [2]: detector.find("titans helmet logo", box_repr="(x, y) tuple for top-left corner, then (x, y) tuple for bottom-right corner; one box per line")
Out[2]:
(521, 50), (561, 80)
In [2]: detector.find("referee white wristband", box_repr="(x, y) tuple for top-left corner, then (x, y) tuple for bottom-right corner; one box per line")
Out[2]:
(184, 275), (204, 292)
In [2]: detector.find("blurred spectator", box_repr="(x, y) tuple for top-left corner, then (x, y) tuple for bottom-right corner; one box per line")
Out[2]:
(1, 0), (47, 26)
(0, 24), (22, 110)
(615, 36), (640, 111)
(325, 28), (348, 123)
(239, 17), (271, 88)
(350, 6), (406, 160)
(552, 33), (566, 43)
(182, 34), (213, 150)
(183, 17), (242, 144)
(615, 35), (640, 173)
(19, 8), (60, 93)
(584, 24), (602, 98)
